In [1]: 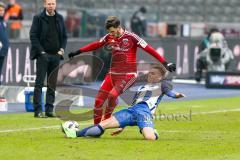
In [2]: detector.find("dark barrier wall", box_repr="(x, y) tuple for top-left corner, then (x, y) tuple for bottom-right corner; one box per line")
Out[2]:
(1, 38), (240, 86)
(138, 38), (240, 78)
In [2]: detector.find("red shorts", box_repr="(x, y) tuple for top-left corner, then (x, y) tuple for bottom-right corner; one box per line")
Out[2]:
(99, 72), (137, 95)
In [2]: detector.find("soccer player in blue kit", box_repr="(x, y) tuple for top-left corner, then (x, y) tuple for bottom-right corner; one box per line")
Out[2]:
(61, 65), (185, 140)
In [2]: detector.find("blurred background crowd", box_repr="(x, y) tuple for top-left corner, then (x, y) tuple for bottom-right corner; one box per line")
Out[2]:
(2, 0), (240, 39)
(0, 0), (240, 86)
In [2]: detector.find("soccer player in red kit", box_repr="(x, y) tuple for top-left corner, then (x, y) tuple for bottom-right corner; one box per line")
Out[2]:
(68, 16), (176, 124)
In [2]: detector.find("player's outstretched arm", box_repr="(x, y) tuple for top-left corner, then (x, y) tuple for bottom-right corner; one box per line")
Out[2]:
(68, 50), (81, 59)
(68, 41), (105, 59)
(175, 93), (186, 98)
(162, 62), (176, 72)
(165, 90), (186, 99)
(131, 32), (175, 72)
(139, 43), (176, 72)
(144, 44), (176, 72)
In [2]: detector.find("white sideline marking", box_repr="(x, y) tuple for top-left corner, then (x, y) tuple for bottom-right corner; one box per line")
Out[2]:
(192, 108), (240, 115)
(0, 122), (92, 133)
(0, 126), (223, 134)
(0, 108), (239, 134)
(0, 125), (60, 133)
(172, 79), (205, 85)
(159, 130), (239, 134)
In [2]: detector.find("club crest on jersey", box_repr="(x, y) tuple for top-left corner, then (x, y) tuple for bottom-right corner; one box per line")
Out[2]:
(123, 38), (129, 44)
(121, 38), (133, 51)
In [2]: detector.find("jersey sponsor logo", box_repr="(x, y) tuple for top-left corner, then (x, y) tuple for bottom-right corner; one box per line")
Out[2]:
(106, 38), (133, 52)
(225, 76), (240, 85)
(210, 75), (225, 84)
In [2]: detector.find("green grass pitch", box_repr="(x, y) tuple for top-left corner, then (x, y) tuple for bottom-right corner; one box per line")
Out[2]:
(0, 96), (239, 160)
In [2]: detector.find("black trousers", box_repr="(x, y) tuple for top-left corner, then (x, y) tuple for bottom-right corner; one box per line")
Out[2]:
(196, 57), (207, 72)
(33, 54), (61, 114)
(0, 56), (5, 85)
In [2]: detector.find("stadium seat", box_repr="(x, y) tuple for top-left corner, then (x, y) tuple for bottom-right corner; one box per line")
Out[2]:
(19, 0), (240, 27)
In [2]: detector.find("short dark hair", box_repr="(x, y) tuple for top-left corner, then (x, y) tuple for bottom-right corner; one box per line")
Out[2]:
(151, 64), (167, 78)
(139, 6), (147, 13)
(207, 28), (219, 38)
(105, 16), (120, 30)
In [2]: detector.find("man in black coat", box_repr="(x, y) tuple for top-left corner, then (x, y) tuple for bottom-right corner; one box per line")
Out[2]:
(30, 0), (67, 118)
(0, 2), (9, 85)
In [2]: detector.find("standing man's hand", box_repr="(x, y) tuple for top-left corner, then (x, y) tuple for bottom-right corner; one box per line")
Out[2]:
(163, 62), (176, 72)
(58, 48), (64, 56)
(68, 50), (81, 59)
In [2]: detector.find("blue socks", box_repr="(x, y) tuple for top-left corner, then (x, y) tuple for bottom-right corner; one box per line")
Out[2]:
(77, 125), (104, 137)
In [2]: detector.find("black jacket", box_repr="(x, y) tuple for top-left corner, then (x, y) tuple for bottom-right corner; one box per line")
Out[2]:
(29, 9), (67, 60)
(0, 17), (9, 57)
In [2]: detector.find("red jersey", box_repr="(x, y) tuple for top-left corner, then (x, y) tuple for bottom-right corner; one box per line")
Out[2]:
(79, 30), (166, 73)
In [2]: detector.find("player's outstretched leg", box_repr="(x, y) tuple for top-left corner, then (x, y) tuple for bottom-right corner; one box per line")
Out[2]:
(77, 124), (105, 138)
(94, 90), (109, 124)
(94, 74), (114, 124)
(62, 116), (121, 138)
(104, 88), (119, 120)
(61, 123), (105, 138)
(77, 116), (120, 137)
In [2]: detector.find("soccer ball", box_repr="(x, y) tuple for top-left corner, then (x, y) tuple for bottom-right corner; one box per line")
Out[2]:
(63, 121), (80, 131)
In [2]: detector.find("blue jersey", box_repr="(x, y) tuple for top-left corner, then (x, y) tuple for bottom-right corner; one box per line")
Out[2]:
(131, 80), (177, 114)
(114, 80), (178, 129)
